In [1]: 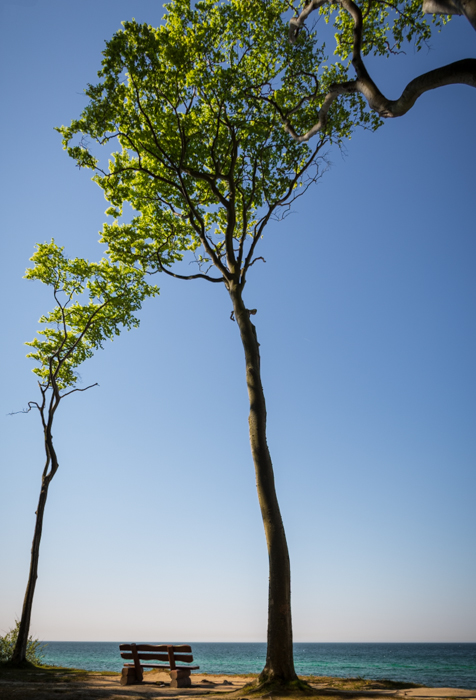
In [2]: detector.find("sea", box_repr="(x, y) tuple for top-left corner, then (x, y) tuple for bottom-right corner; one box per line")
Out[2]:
(40, 642), (476, 689)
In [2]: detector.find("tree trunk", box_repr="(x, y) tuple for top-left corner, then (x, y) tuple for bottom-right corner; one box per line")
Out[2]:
(11, 473), (51, 665)
(229, 283), (297, 684)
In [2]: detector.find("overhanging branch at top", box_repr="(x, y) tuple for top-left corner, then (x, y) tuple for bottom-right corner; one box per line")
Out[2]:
(285, 0), (476, 140)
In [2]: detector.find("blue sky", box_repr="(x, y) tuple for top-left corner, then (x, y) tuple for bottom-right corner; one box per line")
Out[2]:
(0, 0), (475, 644)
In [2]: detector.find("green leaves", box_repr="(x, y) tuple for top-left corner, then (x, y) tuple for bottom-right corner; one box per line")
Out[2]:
(25, 240), (158, 391)
(57, 0), (331, 282)
(57, 0), (444, 286)
(317, 0), (443, 61)
(0, 620), (46, 665)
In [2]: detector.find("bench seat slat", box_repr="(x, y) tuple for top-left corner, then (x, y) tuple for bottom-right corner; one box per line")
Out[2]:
(121, 653), (169, 662)
(121, 652), (194, 663)
(123, 663), (200, 670)
(120, 644), (192, 653)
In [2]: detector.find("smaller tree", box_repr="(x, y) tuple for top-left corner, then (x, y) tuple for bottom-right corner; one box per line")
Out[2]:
(11, 241), (156, 665)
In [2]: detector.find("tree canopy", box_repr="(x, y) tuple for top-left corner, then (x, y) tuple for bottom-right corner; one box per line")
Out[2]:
(25, 241), (155, 391)
(58, 0), (379, 288)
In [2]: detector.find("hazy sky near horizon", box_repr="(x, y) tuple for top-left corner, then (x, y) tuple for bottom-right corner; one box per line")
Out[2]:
(0, 0), (475, 645)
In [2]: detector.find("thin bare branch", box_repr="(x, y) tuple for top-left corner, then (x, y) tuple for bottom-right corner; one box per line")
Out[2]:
(8, 401), (39, 415)
(60, 382), (99, 399)
(248, 256), (267, 269)
(155, 248), (225, 283)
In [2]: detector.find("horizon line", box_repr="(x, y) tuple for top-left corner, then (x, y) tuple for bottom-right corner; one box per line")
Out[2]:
(41, 640), (476, 644)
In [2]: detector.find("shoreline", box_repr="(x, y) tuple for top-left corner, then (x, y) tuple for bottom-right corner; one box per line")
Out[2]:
(38, 641), (476, 689)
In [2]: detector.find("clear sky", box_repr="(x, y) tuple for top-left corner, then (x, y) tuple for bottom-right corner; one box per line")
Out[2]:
(0, 0), (475, 644)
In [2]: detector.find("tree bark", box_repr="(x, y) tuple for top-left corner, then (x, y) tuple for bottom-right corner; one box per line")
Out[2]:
(12, 418), (58, 666)
(11, 472), (51, 664)
(229, 282), (297, 684)
(423, 0), (476, 33)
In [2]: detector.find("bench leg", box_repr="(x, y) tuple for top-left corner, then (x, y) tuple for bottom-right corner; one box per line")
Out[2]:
(170, 669), (192, 688)
(120, 666), (143, 685)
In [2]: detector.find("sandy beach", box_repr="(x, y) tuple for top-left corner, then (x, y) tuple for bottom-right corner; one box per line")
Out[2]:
(0, 669), (475, 700)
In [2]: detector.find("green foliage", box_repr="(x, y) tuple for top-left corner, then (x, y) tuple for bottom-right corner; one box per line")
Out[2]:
(0, 621), (46, 665)
(25, 240), (158, 390)
(316, 0), (448, 61)
(56, 0), (375, 281)
(56, 0), (449, 282)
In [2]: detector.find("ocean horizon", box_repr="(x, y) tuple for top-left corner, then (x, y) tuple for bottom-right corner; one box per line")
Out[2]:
(40, 642), (476, 689)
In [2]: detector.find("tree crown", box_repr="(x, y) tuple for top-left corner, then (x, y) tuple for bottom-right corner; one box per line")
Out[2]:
(26, 241), (156, 390)
(57, 0), (466, 282)
(57, 0), (379, 288)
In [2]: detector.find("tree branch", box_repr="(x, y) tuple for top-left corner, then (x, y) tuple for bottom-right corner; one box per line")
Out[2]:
(285, 0), (476, 141)
(155, 249), (225, 283)
(289, 0), (328, 43)
(423, 0), (476, 32)
(60, 382), (99, 399)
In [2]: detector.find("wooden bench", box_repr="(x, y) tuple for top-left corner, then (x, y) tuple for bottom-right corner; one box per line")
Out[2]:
(119, 643), (199, 687)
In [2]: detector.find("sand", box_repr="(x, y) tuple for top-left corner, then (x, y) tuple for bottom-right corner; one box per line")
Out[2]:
(0, 670), (475, 700)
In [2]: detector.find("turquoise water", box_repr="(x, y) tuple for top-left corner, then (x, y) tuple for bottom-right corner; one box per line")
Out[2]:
(41, 642), (476, 688)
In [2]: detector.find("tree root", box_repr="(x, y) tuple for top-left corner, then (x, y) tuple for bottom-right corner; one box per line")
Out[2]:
(232, 676), (320, 697)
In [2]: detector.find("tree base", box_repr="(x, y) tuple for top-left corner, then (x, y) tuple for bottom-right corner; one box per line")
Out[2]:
(4, 659), (38, 670)
(236, 676), (319, 697)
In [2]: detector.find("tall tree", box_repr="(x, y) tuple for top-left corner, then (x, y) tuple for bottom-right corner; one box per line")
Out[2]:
(284, 0), (475, 141)
(56, 0), (374, 686)
(11, 242), (155, 665)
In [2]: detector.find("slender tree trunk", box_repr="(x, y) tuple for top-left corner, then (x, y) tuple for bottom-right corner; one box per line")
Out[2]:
(11, 471), (52, 664)
(229, 283), (297, 684)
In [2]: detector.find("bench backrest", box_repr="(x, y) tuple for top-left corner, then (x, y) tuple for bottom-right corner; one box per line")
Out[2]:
(120, 644), (193, 669)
